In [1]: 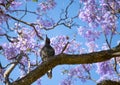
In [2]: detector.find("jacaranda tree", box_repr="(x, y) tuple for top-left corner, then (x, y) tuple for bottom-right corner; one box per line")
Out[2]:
(0, 0), (120, 85)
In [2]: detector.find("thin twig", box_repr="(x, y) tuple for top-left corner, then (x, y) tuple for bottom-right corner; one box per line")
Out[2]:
(61, 42), (69, 53)
(6, 14), (43, 40)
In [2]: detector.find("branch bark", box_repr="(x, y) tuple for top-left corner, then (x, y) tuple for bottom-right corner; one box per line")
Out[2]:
(97, 80), (120, 85)
(11, 44), (120, 85)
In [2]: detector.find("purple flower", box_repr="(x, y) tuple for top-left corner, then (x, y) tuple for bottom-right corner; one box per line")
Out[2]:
(38, 0), (56, 11)
(79, 0), (118, 35)
(51, 36), (68, 54)
(79, 0), (98, 27)
(37, 18), (55, 28)
(101, 43), (109, 50)
(16, 28), (36, 52)
(0, 0), (4, 3)
(64, 40), (81, 54)
(86, 41), (98, 52)
(68, 64), (92, 82)
(2, 28), (37, 60)
(68, 67), (78, 77)
(77, 26), (85, 36)
(96, 61), (115, 76)
(84, 30), (101, 41)
(60, 79), (72, 85)
(79, 48), (86, 54)
(2, 43), (19, 60)
(51, 35), (82, 54)
(100, 12), (117, 34)
(10, 1), (22, 9)
(79, 0), (88, 3)
(20, 56), (28, 66)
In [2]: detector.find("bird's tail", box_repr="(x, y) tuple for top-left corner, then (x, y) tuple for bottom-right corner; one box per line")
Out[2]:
(47, 69), (52, 79)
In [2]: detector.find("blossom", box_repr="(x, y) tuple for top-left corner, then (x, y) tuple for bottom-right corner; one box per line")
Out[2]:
(79, 0), (98, 27)
(79, 0), (118, 35)
(10, 1), (22, 9)
(84, 30), (101, 41)
(60, 79), (72, 85)
(64, 40), (81, 54)
(77, 26), (85, 36)
(2, 43), (19, 60)
(37, 18), (55, 28)
(51, 36), (82, 54)
(38, 0), (56, 11)
(78, 26), (101, 42)
(0, 0), (4, 3)
(16, 28), (36, 52)
(68, 64), (92, 82)
(101, 43), (109, 50)
(51, 36), (68, 54)
(79, 0), (88, 3)
(100, 12), (117, 34)
(2, 28), (37, 60)
(96, 61), (115, 76)
(86, 41), (98, 52)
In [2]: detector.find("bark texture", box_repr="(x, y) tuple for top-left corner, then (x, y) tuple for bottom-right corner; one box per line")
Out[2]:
(97, 80), (120, 85)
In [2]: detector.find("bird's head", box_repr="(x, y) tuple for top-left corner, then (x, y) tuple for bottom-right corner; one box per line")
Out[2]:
(45, 35), (50, 45)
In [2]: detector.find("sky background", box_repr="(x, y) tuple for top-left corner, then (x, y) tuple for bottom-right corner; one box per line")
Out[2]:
(0, 0), (120, 85)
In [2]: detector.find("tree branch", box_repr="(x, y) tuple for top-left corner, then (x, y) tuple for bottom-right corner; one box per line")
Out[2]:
(11, 44), (120, 85)
(97, 80), (120, 85)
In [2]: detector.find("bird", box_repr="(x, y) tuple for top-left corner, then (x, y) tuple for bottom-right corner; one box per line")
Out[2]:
(40, 35), (55, 79)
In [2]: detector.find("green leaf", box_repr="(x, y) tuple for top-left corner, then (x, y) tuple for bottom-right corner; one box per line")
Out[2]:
(32, 0), (38, 2)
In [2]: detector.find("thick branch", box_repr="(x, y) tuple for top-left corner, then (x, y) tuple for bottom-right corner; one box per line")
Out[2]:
(11, 44), (120, 85)
(97, 80), (120, 85)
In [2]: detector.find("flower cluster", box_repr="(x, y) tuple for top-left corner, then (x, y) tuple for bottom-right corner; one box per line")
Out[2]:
(60, 78), (72, 85)
(68, 64), (92, 82)
(16, 28), (36, 52)
(64, 40), (81, 54)
(96, 61), (115, 76)
(77, 26), (101, 42)
(79, 0), (98, 28)
(79, 0), (119, 35)
(2, 28), (36, 60)
(10, 1), (22, 9)
(0, 0), (22, 25)
(2, 43), (20, 60)
(51, 36), (82, 54)
(51, 35), (69, 55)
(37, 18), (55, 28)
(86, 41), (98, 52)
(38, 0), (56, 12)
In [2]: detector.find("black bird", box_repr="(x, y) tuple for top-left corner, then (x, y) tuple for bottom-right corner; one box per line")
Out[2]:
(40, 35), (55, 79)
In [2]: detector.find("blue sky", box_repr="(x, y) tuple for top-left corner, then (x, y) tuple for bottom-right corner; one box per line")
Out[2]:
(0, 0), (120, 85)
